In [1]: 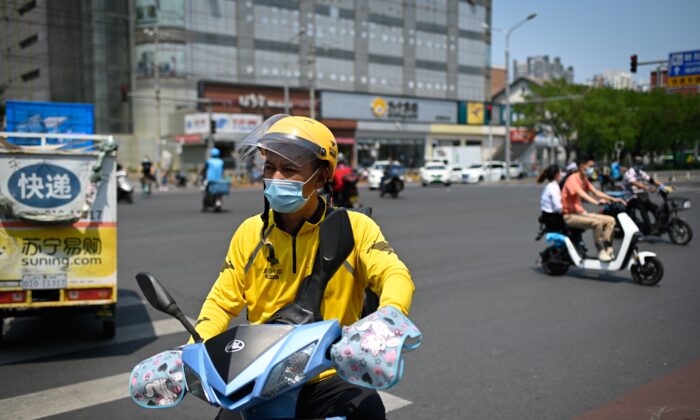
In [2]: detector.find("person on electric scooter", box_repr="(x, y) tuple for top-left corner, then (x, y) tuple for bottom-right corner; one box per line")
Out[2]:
(537, 164), (565, 232)
(562, 155), (626, 262)
(140, 155), (156, 193)
(201, 147), (225, 210)
(193, 115), (415, 420)
(623, 155), (662, 235)
(332, 152), (354, 206)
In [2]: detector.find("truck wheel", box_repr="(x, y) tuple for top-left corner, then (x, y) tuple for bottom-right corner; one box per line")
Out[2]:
(102, 319), (116, 339)
(631, 256), (663, 286)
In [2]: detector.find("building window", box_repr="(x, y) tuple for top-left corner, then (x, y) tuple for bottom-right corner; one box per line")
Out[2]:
(17, 0), (36, 15)
(19, 34), (38, 49)
(21, 69), (40, 82)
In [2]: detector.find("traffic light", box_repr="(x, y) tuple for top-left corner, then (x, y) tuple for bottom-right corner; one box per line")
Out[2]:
(210, 119), (216, 134)
(630, 54), (638, 73)
(485, 103), (493, 124)
(120, 84), (128, 102)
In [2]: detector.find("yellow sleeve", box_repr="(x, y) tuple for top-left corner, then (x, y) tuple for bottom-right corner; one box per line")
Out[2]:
(354, 214), (415, 315)
(192, 226), (248, 342)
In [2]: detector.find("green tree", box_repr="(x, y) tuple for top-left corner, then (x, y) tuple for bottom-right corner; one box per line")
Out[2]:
(516, 79), (587, 162)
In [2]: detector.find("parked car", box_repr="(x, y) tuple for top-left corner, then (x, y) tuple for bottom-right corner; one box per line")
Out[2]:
(368, 160), (405, 190)
(449, 166), (464, 184)
(420, 162), (451, 187)
(461, 161), (506, 183)
(509, 162), (526, 179)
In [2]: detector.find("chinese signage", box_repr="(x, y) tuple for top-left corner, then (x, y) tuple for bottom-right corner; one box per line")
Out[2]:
(1, 155), (111, 222)
(322, 92), (456, 123)
(0, 152), (117, 289)
(0, 226), (117, 286)
(668, 50), (700, 88)
(185, 113), (262, 135)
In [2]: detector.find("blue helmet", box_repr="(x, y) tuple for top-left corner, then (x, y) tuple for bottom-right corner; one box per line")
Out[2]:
(210, 148), (221, 157)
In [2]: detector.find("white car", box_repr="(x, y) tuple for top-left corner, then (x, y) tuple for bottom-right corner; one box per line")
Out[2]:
(449, 166), (464, 183)
(368, 160), (405, 190)
(461, 161), (506, 183)
(420, 162), (451, 187)
(509, 162), (526, 179)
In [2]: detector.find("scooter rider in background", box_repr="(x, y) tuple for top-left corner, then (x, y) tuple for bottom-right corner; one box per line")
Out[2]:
(201, 147), (225, 210)
(332, 152), (353, 204)
(562, 155), (625, 262)
(140, 155), (156, 195)
(194, 115), (415, 420)
(623, 156), (663, 235)
(537, 165), (565, 232)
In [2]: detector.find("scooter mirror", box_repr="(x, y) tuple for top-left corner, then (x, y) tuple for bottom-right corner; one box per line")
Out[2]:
(136, 272), (177, 315)
(135, 272), (204, 342)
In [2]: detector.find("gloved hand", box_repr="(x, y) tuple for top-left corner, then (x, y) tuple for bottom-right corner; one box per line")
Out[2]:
(129, 349), (186, 408)
(330, 305), (422, 390)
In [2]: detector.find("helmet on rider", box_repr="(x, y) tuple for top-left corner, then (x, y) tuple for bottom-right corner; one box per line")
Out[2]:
(210, 147), (221, 158)
(238, 114), (337, 178)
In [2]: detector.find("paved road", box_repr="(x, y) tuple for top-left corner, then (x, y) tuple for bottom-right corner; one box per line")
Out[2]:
(1, 182), (699, 419)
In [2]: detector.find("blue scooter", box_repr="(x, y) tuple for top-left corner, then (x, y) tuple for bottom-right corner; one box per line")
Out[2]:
(131, 210), (420, 418)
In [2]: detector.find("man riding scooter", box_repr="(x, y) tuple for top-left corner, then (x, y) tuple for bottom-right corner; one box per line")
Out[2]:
(331, 153), (359, 207)
(562, 156), (626, 262)
(201, 148), (226, 212)
(623, 156), (662, 235)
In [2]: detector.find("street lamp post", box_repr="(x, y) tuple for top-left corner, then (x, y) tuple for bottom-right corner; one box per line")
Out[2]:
(503, 13), (537, 180)
(144, 26), (161, 175)
(283, 29), (306, 115)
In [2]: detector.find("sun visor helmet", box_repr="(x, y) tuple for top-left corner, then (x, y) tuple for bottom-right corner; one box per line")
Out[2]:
(237, 114), (338, 176)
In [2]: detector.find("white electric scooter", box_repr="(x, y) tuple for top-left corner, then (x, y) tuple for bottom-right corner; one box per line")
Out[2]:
(538, 212), (664, 286)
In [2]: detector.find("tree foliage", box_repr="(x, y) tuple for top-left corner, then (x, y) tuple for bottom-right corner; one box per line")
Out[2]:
(517, 80), (700, 166)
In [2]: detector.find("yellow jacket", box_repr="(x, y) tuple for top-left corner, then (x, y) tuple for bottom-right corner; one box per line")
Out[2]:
(194, 204), (414, 346)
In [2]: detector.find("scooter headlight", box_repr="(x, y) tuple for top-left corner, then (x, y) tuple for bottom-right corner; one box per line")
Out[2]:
(184, 364), (212, 403)
(261, 342), (317, 399)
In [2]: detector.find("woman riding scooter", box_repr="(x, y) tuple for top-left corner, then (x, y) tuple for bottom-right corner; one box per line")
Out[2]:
(537, 165), (564, 233)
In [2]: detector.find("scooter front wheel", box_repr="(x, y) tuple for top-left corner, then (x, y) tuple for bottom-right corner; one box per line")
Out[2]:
(668, 219), (693, 245)
(631, 256), (664, 286)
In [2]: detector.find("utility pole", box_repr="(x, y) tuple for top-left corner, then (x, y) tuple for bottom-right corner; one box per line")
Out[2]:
(154, 25), (161, 174)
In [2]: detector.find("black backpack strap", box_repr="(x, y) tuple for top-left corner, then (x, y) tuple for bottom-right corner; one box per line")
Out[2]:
(267, 208), (354, 325)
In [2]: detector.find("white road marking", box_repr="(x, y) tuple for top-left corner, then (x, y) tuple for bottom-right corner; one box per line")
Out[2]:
(379, 390), (413, 412)
(0, 372), (413, 419)
(0, 372), (130, 420)
(0, 317), (192, 365)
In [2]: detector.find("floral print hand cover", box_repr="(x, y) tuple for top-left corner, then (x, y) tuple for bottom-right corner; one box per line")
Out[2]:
(130, 349), (186, 408)
(330, 305), (422, 390)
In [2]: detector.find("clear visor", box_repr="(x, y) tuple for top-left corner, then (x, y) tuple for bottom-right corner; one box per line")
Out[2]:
(237, 114), (324, 168)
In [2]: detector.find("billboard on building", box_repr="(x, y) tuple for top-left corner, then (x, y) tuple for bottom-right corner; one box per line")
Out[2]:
(321, 92), (457, 123)
(5, 101), (95, 147)
(466, 102), (485, 125)
(135, 43), (185, 78)
(135, 0), (185, 28)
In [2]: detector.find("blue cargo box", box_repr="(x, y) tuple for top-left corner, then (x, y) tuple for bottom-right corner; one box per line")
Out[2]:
(5, 101), (95, 149)
(208, 180), (231, 195)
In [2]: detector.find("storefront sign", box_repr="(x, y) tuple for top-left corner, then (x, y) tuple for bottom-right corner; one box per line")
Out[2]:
(466, 102), (484, 125)
(322, 92), (456, 123)
(185, 113), (262, 135)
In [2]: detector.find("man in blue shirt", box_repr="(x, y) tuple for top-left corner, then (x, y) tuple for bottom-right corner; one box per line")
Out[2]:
(202, 148), (225, 211)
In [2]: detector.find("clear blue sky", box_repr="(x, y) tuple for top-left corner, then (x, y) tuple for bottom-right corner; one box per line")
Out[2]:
(491, 0), (700, 85)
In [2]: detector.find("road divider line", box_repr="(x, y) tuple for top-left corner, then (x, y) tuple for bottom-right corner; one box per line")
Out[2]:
(0, 317), (192, 365)
(0, 372), (412, 419)
(0, 372), (130, 420)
